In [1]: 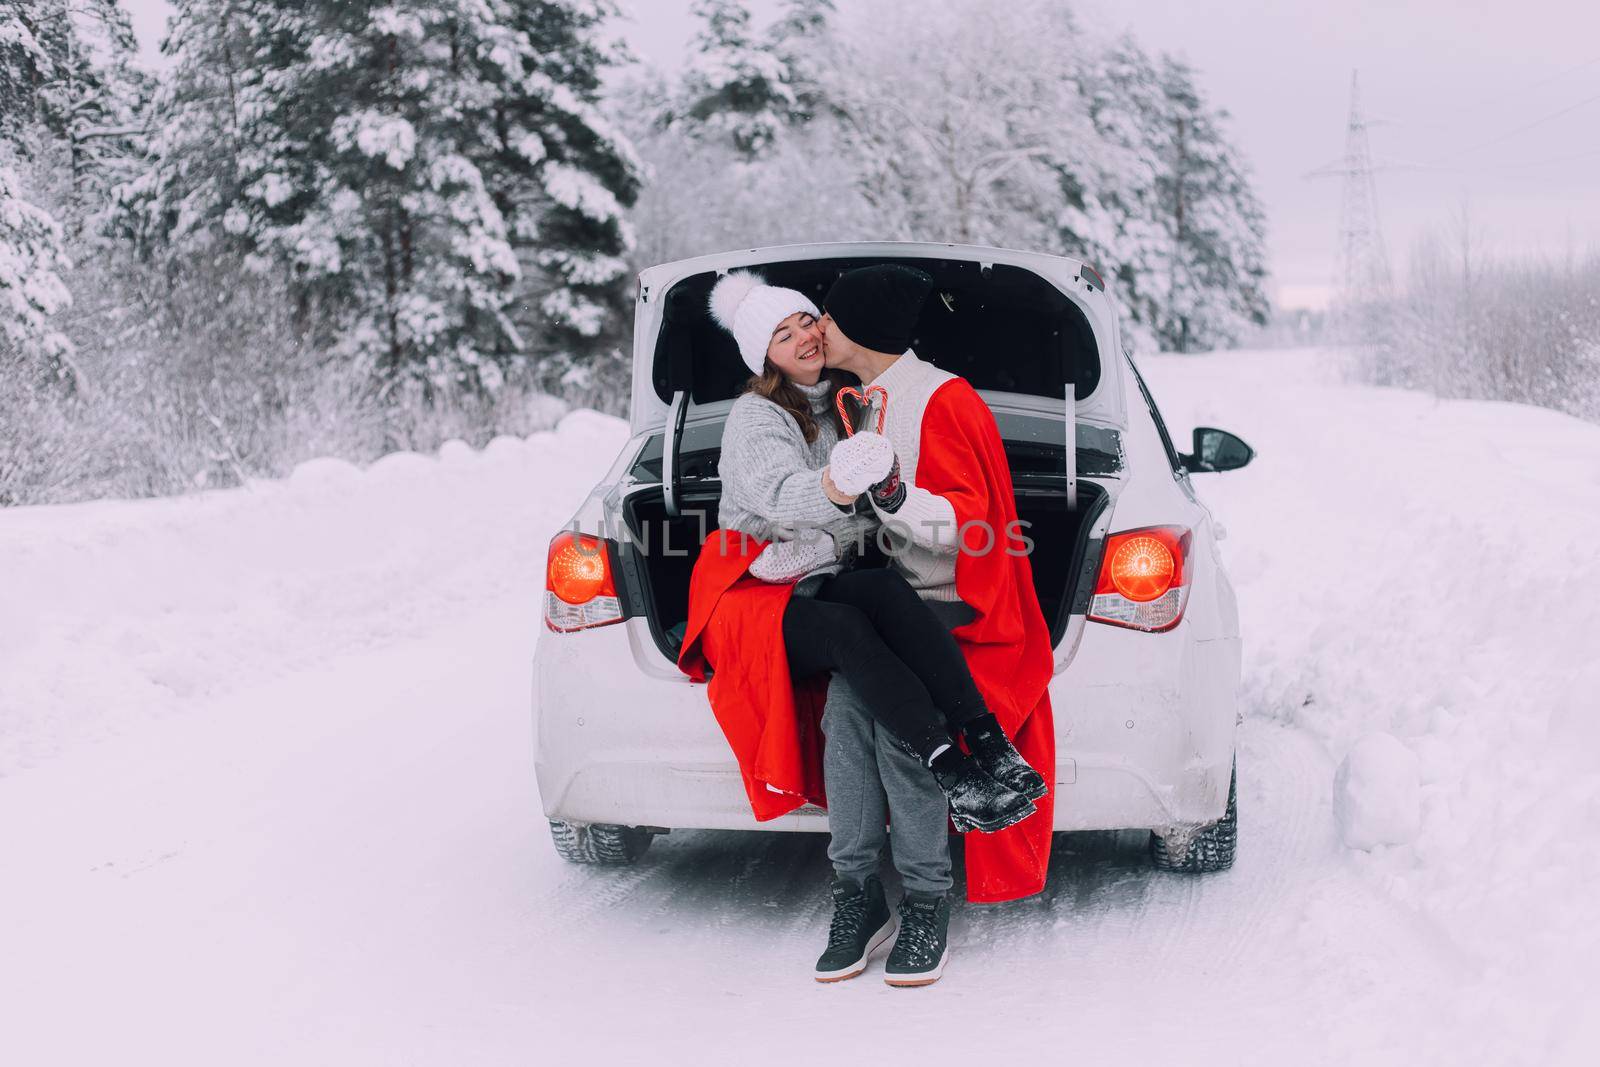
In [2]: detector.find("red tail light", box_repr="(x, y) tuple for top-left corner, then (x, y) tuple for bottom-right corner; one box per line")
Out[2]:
(545, 532), (624, 632)
(1089, 525), (1193, 632)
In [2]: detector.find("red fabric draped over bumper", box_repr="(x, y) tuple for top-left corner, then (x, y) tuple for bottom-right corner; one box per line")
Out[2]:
(678, 530), (827, 820)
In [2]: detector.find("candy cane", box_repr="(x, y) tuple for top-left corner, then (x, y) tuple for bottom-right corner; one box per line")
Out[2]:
(834, 385), (889, 437)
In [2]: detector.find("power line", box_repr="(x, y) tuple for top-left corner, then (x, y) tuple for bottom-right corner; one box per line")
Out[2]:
(1472, 143), (1600, 171)
(1425, 53), (1600, 118)
(1425, 88), (1600, 163)
(1402, 144), (1600, 176)
(1353, 143), (1600, 176)
(1307, 76), (1600, 180)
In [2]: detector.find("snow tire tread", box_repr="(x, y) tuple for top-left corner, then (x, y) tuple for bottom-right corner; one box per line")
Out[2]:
(1151, 764), (1237, 873)
(548, 820), (653, 866)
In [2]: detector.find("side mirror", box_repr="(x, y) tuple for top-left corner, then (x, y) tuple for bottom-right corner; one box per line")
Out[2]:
(1180, 426), (1255, 474)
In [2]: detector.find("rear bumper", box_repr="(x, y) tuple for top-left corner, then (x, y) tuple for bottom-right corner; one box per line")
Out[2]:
(534, 617), (1238, 835)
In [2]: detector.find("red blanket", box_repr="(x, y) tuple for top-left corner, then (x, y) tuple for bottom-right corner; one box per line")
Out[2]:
(678, 530), (827, 819)
(916, 378), (1057, 902)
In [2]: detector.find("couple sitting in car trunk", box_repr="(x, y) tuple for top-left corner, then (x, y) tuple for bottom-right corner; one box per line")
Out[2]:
(676, 264), (1056, 987)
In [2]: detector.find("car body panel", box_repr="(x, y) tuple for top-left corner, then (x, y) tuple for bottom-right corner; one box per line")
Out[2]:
(535, 608), (1234, 834)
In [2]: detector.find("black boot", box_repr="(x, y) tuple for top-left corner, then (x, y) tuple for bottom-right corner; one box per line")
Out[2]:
(884, 890), (951, 987)
(814, 875), (895, 983)
(930, 750), (1036, 834)
(963, 714), (1049, 801)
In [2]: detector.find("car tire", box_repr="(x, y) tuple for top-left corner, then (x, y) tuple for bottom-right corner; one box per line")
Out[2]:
(548, 820), (654, 866)
(1151, 763), (1237, 873)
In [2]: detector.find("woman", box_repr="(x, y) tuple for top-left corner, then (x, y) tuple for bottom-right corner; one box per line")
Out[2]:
(676, 271), (1045, 833)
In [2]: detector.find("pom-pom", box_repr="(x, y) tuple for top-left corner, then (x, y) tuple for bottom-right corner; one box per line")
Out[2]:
(709, 270), (763, 330)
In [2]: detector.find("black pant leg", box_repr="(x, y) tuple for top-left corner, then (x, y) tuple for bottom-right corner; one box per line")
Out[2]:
(781, 595), (952, 759)
(815, 569), (990, 727)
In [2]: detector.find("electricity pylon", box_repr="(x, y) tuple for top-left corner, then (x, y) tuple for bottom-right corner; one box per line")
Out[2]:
(1306, 71), (1395, 346)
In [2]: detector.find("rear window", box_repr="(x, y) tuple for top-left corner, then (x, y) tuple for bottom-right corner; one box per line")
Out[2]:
(651, 257), (1101, 406)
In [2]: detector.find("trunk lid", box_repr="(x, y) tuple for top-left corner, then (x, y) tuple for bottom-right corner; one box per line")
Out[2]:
(630, 242), (1126, 432)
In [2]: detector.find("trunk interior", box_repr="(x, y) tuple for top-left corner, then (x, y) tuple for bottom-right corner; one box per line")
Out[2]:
(621, 469), (1109, 661)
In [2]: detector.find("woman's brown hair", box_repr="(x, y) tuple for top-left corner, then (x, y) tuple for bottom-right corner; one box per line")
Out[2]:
(747, 364), (853, 444)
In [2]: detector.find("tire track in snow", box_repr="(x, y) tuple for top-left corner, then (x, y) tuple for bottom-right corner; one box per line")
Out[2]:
(532, 828), (835, 957)
(1206, 716), (1330, 972)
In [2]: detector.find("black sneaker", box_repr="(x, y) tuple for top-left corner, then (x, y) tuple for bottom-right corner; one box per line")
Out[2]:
(931, 752), (1037, 834)
(814, 875), (895, 983)
(885, 891), (951, 987)
(968, 731), (1049, 802)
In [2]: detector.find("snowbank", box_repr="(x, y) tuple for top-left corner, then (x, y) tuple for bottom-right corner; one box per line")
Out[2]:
(1145, 348), (1600, 1059)
(0, 410), (631, 778)
(1334, 732), (1421, 850)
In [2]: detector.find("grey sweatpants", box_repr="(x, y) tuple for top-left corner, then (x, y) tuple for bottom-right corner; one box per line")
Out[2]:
(821, 680), (953, 894)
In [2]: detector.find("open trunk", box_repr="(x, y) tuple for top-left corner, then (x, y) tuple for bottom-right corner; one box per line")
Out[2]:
(620, 451), (1110, 663)
(621, 243), (1120, 662)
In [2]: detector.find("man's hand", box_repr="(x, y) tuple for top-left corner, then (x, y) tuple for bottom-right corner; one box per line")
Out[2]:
(821, 466), (858, 506)
(867, 455), (906, 513)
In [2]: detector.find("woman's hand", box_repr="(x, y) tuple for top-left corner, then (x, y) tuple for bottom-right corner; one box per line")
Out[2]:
(828, 432), (896, 495)
(822, 466), (858, 506)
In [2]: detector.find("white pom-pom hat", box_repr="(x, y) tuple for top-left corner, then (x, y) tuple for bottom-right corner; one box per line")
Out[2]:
(708, 270), (820, 374)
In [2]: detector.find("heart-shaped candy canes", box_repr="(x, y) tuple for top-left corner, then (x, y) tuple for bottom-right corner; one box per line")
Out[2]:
(834, 385), (888, 437)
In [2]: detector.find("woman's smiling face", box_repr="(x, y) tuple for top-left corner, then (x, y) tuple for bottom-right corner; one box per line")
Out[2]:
(765, 311), (824, 385)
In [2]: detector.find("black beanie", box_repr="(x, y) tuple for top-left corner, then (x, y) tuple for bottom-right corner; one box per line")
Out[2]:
(823, 264), (933, 355)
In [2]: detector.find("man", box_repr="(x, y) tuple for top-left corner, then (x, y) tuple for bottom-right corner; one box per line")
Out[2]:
(809, 263), (1057, 987)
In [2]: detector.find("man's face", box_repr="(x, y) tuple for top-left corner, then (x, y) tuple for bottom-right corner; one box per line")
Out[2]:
(819, 313), (858, 372)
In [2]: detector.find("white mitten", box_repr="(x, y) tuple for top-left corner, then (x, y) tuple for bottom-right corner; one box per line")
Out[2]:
(828, 432), (895, 495)
(749, 534), (839, 583)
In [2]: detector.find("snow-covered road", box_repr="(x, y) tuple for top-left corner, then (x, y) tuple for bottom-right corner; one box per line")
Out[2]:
(3, 351), (1596, 1065)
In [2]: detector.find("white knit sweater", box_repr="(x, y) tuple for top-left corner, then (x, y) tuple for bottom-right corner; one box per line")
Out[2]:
(861, 351), (964, 602)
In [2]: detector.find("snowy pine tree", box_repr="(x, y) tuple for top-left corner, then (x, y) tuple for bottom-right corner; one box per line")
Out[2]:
(494, 0), (643, 397)
(1157, 56), (1269, 352)
(1078, 38), (1269, 352)
(0, 163), (73, 366)
(120, 0), (304, 288)
(49, 0), (150, 234)
(1078, 36), (1179, 354)
(634, 0), (1269, 358)
(766, 0), (835, 125)
(667, 0), (796, 160)
(2, 1), (53, 139)
(1, 1), (74, 368)
(127, 0), (639, 397)
(830, 1), (1095, 247)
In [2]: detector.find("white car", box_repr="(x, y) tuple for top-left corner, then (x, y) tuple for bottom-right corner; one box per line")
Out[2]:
(534, 242), (1252, 873)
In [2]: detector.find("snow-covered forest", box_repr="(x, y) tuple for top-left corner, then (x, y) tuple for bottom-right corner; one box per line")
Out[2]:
(630, 0), (1269, 355)
(1358, 228), (1600, 423)
(2, 0), (1271, 505)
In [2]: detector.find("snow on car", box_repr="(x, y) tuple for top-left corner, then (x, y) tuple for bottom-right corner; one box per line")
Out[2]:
(533, 242), (1256, 870)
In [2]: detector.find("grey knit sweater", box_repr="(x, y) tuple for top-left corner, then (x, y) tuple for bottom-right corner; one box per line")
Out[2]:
(717, 381), (876, 553)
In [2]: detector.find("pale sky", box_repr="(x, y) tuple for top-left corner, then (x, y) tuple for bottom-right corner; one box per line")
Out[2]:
(123, 0), (1600, 311)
